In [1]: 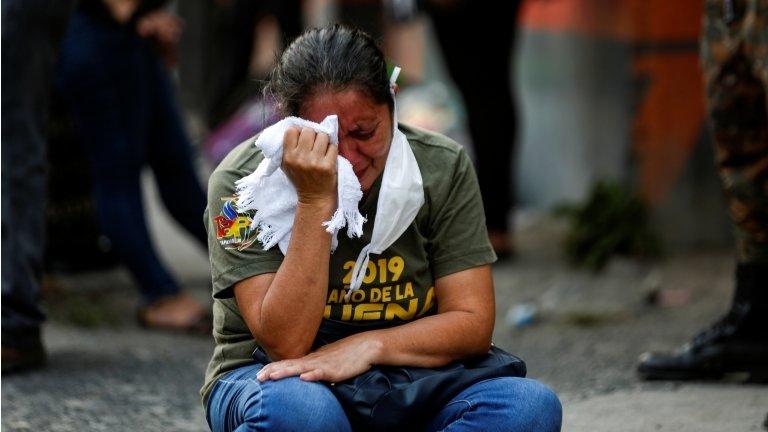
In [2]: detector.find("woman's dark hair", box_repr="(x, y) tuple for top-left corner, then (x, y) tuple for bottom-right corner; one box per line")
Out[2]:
(265, 25), (393, 116)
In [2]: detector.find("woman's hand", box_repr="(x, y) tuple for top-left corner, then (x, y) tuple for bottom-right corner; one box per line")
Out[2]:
(282, 127), (338, 206)
(256, 333), (382, 384)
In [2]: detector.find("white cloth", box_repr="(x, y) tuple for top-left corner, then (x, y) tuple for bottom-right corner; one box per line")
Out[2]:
(234, 115), (365, 254)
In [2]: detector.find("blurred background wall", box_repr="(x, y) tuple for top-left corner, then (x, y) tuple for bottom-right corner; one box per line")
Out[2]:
(516, 0), (731, 249)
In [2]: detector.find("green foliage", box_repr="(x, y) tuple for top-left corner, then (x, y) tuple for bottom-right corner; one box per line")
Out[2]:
(554, 181), (662, 271)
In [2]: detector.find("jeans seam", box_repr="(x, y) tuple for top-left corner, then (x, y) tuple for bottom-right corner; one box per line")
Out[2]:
(211, 375), (264, 431)
(437, 377), (514, 432)
(439, 399), (474, 432)
(250, 377), (264, 428)
(207, 369), (250, 430)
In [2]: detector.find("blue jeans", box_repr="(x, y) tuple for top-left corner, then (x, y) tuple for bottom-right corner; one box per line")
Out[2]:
(206, 363), (562, 432)
(55, 7), (207, 302)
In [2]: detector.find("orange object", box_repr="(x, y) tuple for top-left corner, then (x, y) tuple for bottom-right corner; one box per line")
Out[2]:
(520, 0), (705, 204)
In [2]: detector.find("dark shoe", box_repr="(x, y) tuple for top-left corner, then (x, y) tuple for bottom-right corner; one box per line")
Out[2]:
(637, 263), (768, 382)
(2, 342), (46, 375)
(637, 333), (768, 381)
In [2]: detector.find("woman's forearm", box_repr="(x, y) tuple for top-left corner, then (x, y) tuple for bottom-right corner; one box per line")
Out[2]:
(364, 309), (494, 368)
(258, 200), (334, 359)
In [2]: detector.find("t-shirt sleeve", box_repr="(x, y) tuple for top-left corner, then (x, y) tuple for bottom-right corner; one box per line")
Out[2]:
(205, 168), (284, 299)
(427, 147), (497, 278)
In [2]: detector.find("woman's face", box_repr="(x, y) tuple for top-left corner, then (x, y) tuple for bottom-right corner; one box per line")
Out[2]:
(299, 88), (392, 193)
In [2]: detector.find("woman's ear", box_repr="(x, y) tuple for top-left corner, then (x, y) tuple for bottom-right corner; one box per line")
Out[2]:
(392, 83), (400, 95)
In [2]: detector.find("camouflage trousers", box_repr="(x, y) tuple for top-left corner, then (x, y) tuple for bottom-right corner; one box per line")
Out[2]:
(702, 0), (768, 263)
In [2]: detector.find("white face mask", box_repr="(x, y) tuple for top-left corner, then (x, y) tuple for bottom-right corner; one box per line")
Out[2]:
(346, 67), (425, 298)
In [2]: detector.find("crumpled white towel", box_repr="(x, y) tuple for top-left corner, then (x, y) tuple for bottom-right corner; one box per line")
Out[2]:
(234, 115), (366, 254)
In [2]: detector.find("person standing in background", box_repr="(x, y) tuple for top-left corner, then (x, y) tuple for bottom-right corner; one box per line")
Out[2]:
(638, 0), (768, 381)
(1, 0), (75, 374)
(55, 0), (211, 333)
(200, 0), (303, 130)
(426, 0), (522, 257)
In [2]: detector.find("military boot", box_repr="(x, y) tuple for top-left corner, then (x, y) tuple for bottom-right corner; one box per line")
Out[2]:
(637, 263), (768, 382)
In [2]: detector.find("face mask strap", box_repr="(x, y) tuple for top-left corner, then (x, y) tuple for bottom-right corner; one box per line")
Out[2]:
(390, 66), (401, 86)
(389, 66), (401, 131)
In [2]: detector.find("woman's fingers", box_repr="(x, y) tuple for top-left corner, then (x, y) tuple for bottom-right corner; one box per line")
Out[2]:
(311, 131), (329, 156)
(283, 127), (300, 151)
(258, 356), (350, 384)
(256, 361), (286, 381)
(280, 126), (338, 202)
(257, 360), (311, 382)
(267, 364), (305, 380)
(297, 127), (317, 153)
(256, 363), (274, 381)
(325, 140), (338, 161)
(299, 368), (327, 382)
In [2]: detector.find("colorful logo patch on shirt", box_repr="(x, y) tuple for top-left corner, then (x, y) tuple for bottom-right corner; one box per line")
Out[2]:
(215, 196), (258, 251)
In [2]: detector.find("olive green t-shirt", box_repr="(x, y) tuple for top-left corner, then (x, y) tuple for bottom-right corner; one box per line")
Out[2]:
(200, 124), (496, 407)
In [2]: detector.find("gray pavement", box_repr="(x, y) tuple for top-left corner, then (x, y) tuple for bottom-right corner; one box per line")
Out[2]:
(2, 177), (767, 431)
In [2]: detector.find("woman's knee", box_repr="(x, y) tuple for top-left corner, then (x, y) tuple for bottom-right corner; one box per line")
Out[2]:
(255, 377), (351, 432)
(207, 374), (264, 432)
(526, 379), (562, 429)
(505, 378), (562, 431)
(209, 372), (351, 432)
(470, 377), (562, 432)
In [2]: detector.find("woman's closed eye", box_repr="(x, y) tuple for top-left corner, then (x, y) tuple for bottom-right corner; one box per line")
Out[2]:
(350, 129), (375, 140)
